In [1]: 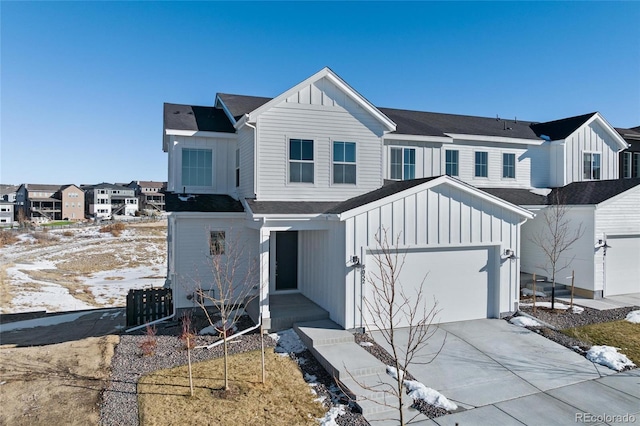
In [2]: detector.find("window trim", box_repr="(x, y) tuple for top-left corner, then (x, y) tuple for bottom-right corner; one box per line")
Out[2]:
(582, 151), (601, 181)
(474, 151), (489, 178)
(622, 151), (632, 179)
(209, 230), (226, 256)
(332, 141), (357, 185)
(288, 138), (315, 184)
(445, 149), (459, 177)
(502, 152), (516, 179)
(390, 147), (416, 180)
(181, 147), (214, 188)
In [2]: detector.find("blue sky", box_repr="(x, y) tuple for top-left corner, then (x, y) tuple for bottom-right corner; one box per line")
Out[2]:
(2, 1), (639, 185)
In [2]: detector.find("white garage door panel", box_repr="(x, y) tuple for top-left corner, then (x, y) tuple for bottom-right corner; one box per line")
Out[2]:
(605, 236), (640, 296)
(365, 247), (494, 327)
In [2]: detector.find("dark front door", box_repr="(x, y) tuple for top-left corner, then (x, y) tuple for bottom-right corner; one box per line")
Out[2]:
(275, 231), (298, 291)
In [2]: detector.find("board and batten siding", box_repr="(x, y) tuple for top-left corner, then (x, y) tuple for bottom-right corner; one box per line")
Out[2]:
(171, 215), (258, 309)
(167, 135), (237, 194)
(255, 77), (386, 201)
(341, 183), (524, 330)
(594, 186), (640, 294)
(384, 141), (538, 189)
(563, 121), (620, 185)
(520, 206), (596, 292)
(298, 225), (347, 326)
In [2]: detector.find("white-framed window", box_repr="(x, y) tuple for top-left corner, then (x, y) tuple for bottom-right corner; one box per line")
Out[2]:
(182, 148), (213, 187)
(622, 152), (631, 178)
(475, 151), (488, 177)
(289, 139), (314, 183)
(209, 230), (225, 255)
(235, 149), (240, 188)
(502, 153), (516, 179)
(583, 152), (601, 180)
(634, 153), (640, 178)
(333, 141), (356, 184)
(445, 150), (459, 177)
(390, 147), (415, 180)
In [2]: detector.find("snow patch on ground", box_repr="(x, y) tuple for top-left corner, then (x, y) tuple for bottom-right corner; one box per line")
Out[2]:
(386, 365), (457, 411)
(359, 341), (374, 347)
(404, 380), (458, 411)
(509, 316), (542, 327)
(586, 345), (636, 371)
(317, 405), (346, 426)
(268, 328), (307, 355)
(520, 301), (584, 314)
(625, 310), (640, 324)
(521, 288), (546, 297)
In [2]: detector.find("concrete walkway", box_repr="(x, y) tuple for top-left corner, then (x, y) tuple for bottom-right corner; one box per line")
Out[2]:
(557, 293), (640, 311)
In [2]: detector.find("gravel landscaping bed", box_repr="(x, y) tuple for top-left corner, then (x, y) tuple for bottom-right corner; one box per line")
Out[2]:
(100, 313), (367, 426)
(510, 297), (640, 355)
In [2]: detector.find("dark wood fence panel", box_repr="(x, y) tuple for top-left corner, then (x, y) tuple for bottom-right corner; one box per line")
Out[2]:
(126, 288), (173, 327)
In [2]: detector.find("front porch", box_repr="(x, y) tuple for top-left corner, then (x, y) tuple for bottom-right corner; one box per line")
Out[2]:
(246, 293), (329, 332)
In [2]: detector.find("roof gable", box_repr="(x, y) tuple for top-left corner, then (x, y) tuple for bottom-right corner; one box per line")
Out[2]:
(237, 67), (396, 132)
(531, 112), (627, 150)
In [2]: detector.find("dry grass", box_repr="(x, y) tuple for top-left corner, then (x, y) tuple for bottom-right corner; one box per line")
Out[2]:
(0, 262), (14, 310)
(31, 231), (60, 245)
(0, 336), (119, 426)
(62, 230), (74, 237)
(563, 320), (640, 365)
(138, 349), (325, 426)
(99, 222), (126, 237)
(18, 269), (98, 306)
(0, 230), (18, 248)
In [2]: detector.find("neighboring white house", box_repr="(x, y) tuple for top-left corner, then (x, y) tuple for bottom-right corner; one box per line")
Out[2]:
(163, 67), (635, 331)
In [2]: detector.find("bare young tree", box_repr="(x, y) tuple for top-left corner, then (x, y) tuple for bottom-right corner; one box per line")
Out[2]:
(357, 228), (444, 425)
(529, 192), (584, 310)
(192, 228), (259, 392)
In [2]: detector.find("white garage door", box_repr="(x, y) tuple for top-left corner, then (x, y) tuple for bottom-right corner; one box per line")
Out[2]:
(365, 246), (497, 327)
(605, 236), (640, 296)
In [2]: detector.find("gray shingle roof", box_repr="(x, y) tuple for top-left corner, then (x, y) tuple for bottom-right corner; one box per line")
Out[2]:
(380, 108), (540, 140)
(216, 93), (271, 121)
(246, 200), (339, 215)
(480, 188), (548, 206)
(164, 103), (235, 133)
(530, 112), (596, 140)
(165, 193), (244, 213)
(548, 179), (640, 205)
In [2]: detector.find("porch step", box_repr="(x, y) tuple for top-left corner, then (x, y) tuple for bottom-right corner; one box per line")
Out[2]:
(522, 282), (571, 297)
(245, 293), (330, 332)
(293, 319), (419, 419)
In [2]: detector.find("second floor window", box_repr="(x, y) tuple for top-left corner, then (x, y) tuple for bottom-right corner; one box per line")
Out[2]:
(182, 148), (213, 187)
(445, 150), (459, 176)
(289, 139), (314, 183)
(503, 153), (515, 179)
(622, 152), (632, 178)
(235, 149), (240, 187)
(390, 147), (415, 180)
(209, 230), (225, 255)
(475, 151), (488, 177)
(583, 152), (601, 180)
(635, 153), (640, 178)
(333, 141), (356, 184)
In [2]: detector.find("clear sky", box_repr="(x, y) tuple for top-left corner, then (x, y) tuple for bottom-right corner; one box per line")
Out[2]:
(1, 1), (639, 185)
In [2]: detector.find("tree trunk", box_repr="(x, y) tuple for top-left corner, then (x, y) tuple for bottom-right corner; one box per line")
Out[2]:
(223, 333), (229, 391)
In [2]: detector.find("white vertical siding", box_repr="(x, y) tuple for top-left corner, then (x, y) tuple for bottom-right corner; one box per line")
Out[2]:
(171, 216), (258, 309)
(520, 206), (596, 291)
(594, 187), (640, 293)
(255, 77), (386, 201)
(564, 121), (620, 184)
(342, 183), (524, 329)
(167, 135), (237, 194)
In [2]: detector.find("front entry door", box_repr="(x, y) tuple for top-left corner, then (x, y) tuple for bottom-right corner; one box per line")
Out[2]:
(275, 231), (298, 291)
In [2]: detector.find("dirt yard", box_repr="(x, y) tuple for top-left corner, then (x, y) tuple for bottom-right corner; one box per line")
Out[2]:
(0, 335), (119, 426)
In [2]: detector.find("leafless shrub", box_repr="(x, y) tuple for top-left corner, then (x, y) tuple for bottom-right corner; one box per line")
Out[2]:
(32, 231), (60, 244)
(0, 230), (18, 247)
(139, 324), (157, 356)
(99, 222), (126, 237)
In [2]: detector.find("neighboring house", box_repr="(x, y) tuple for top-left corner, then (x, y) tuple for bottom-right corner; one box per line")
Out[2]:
(128, 180), (166, 213)
(162, 67), (635, 331)
(616, 127), (640, 179)
(15, 184), (63, 223)
(0, 201), (15, 226)
(57, 184), (85, 221)
(0, 184), (18, 202)
(84, 183), (138, 219)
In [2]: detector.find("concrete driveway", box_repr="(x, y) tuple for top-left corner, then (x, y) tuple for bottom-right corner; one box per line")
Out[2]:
(372, 319), (640, 425)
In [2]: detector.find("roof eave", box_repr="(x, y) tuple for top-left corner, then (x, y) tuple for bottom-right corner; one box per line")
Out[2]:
(384, 134), (453, 143)
(445, 133), (544, 146)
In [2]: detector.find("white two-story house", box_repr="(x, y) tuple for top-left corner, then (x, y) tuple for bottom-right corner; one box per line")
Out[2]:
(163, 68), (637, 332)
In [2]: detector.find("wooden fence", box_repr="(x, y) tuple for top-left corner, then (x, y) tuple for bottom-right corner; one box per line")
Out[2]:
(126, 288), (173, 327)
